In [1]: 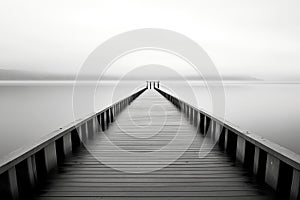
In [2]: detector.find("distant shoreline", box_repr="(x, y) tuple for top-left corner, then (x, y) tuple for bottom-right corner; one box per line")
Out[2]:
(1, 80), (300, 85)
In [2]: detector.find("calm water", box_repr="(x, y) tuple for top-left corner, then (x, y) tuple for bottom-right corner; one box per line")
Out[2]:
(0, 81), (300, 159)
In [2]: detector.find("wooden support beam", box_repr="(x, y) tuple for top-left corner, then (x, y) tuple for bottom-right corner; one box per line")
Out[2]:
(110, 107), (114, 122)
(106, 109), (110, 126)
(265, 154), (280, 190)
(44, 142), (57, 173)
(290, 169), (300, 200)
(27, 156), (37, 188)
(196, 112), (201, 133)
(87, 120), (94, 139)
(214, 122), (221, 142)
(93, 117), (98, 133)
(190, 107), (193, 124)
(193, 110), (198, 127)
(80, 123), (87, 142)
(236, 136), (246, 163)
(224, 129), (229, 150)
(253, 146), (260, 175)
(8, 167), (19, 200)
(203, 116), (207, 135)
(63, 133), (72, 156)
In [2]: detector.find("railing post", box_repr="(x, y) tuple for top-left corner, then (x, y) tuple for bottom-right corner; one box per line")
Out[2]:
(209, 120), (214, 138)
(196, 112), (201, 133)
(8, 167), (19, 200)
(87, 120), (94, 139)
(106, 109), (110, 127)
(186, 105), (189, 118)
(236, 136), (246, 163)
(63, 132), (72, 156)
(193, 110), (198, 127)
(203, 116), (207, 135)
(189, 107), (193, 124)
(214, 122), (221, 141)
(27, 156), (37, 189)
(44, 142), (57, 173)
(224, 129), (229, 150)
(111, 107), (114, 122)
(290, 169), (300, 200)
(253, 146), (260, 175)
(80, 123), (87, 142)
(265, 154), (280, 190)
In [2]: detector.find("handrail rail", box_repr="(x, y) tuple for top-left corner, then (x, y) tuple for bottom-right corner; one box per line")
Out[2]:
(155, 87), (300, 200)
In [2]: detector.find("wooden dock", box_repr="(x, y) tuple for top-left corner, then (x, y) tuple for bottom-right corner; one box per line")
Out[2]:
(0, 82), (299, 199)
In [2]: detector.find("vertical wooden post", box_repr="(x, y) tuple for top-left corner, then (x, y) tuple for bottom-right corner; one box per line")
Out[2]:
(253, 147), (260, 175)
(203, 116), (207, 135)
(44, 142), (57, 173)
(106, 109), (110, 126)
(27, 156), (37, 188)
(190, 107), (193, 124)
(87, 120), (94, 139)
(265, 154), (280, 190)
(110, 107), (114, 122)
(224, 129), (229, 150)
(93, 117), (98, 133)
(8, 167), (19, 200)
(186, 105), (189, 118)
(209, 120), (214, 138)
(103, 112), (107, 131)
(197, 112), (201, 133)
(214, 122), (221, 141)
(236, 136), (246, 163)
(116, 103), (119, 115)
(290, 169), (300, 200)
(63, 133), (72, 156)
(80, 123), (87, 142)
(193, 110), (198, 127)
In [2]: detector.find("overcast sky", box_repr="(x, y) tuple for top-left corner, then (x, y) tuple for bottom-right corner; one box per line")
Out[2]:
(0, 0), (300, 80)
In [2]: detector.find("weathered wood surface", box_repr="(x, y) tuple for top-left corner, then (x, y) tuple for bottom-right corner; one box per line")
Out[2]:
(33, 90), (275, 199)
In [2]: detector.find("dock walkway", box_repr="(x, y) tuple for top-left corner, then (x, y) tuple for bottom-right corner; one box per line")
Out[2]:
(33, 89), (275, 199)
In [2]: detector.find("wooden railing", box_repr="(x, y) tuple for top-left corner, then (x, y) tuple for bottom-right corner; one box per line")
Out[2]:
(156, 87), (300, 200)
(0, 87), (147, 200)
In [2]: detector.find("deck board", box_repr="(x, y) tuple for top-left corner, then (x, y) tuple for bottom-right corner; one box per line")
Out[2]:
(33, 90), (276, 199)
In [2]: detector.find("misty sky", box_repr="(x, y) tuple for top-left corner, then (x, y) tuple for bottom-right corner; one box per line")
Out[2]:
(0, 0), (300, 80)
